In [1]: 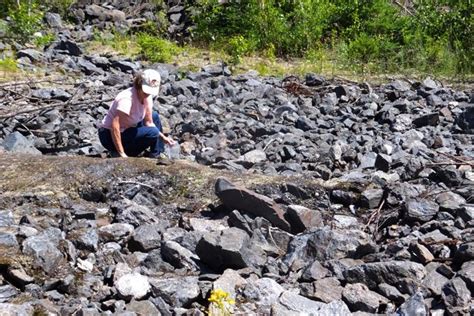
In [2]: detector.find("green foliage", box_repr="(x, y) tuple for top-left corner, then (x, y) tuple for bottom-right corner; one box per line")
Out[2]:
(137, 34), (181, 63)
(0, 57), (18, 73)
(5, 1), (43, 43)
(33, 33), (56, 48)
(226, 35), (253, 64)
(192, 0), (473, 76)
(41, 0), (76, 18)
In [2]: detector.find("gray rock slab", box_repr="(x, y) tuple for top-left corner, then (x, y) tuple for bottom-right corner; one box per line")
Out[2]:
(150, 276), (200, 308)
(196, 227), (252, 272)
(2, 132), (42, 155)
(405, 199), (439, 223)
(343, 261), (426, 291)
(129, 224), (162, 252)
(271, 290), (351, 315)
(0, 285), (19, 303)
(284, 227), (375, 266)
(441, 277), (471, 314)
(393, 292), (427, 316)
(215, 177), (291, 231)
(342, 283), (389, 313)
(22, 228), (65, 274)
(312, 277), (343, 303)
(286, 204), (323, 233)
(161, 239), (199, 270)
(126, 300), (160, 315)
(98, 223), (134, 242)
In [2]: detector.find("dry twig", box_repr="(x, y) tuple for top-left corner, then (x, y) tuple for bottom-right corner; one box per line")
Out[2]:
(364, 198), (386, 233)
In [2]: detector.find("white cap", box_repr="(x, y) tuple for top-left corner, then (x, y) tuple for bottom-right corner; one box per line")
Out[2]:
(141, 69), (161, 96)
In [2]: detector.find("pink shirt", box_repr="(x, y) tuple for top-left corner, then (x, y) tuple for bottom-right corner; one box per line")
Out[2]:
(100, 87), (153, 132)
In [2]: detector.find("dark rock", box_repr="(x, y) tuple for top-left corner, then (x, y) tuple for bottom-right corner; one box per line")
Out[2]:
(77, 57), (104, 75)
(161, 240), (199, 270)
(456, 106), (474, 133)
(394, 292), (427, 316)
(404, 199), (439, 223)
(7, 268), (34, 287)
(2, 132), (42, 155)
(114, 199), (159, 227)
(375, 153), (392, 172)
(413, 113), (439, 127)
(454, 242), (474, 263)
(85, 4), (126, 22)
(126, 300), (160, 315)
(311, 277), (343, 303)
(342, 283), (389, 313)
(74, 228), (99, 251)
(436, 191), (466, 213)
(271, 290), (351, 315)
(360, 188), (384, 209)
(295, 116), (316, 131)
(111, 60), (139, 73)
(285, 204), (323, 233)
(44, 12), (62, 28)
(98, 223), (134, 242)
(305, 73), (325, 86)
(284, 227), (375, 267)
(330, 190), (359, 206)
(22, 228), (65, 274)
(441, 277), (471, 314)
(300, 260), (330, 282)
(0, 285), (19, 303)
(343, 261), (426, 291)
(196, 227), (253, 272)
(431, 166), (462, 186)
(215, 177), (291, 231)
(150, 276), (200, 308)
(377, 283), (406, 304)
(17, 49), (44, 63)
(0, 232), (19, 248)
(128, 224), (162, 252)
(53, 40), (83, 56)
(457, 261), (474, 290)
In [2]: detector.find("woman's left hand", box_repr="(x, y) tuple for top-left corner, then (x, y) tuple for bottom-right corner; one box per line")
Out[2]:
(144, 121), (156, 127)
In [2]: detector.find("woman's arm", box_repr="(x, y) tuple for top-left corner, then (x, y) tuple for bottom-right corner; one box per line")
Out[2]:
(111, 112), (128, 157)
(159, 132), (176, 145)
(143, 98), (155, 127)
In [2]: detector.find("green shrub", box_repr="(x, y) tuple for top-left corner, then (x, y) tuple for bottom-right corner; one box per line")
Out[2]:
(6, 1), (43, 42)
(41, 0), (75, 19)
(137, 34), (181, 63)
(192, 0), (472, 76)
(0, 57), (18, 73)
(33, 33), (56, 48)
(226, 35), (253, 64)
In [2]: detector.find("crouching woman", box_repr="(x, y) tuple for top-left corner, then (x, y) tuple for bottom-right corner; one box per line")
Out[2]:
(98, 69), (175, 158)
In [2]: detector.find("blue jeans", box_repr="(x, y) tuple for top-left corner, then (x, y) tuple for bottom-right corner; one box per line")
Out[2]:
(98, 111), (164, 157)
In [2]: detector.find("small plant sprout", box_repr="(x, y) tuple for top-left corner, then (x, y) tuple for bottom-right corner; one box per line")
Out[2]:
(207, 288), (235, 315)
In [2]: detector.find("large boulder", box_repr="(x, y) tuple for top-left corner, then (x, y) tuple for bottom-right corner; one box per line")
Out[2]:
(343, 261), (426, 291)
(196, 227), (265, 272)
(215, 177), (291, 231)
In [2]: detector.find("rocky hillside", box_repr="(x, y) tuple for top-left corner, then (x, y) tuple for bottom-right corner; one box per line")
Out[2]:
(0, 1), (473, 315)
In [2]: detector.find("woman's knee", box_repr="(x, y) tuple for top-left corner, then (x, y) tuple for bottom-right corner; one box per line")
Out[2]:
(143, 126), (160, 138)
